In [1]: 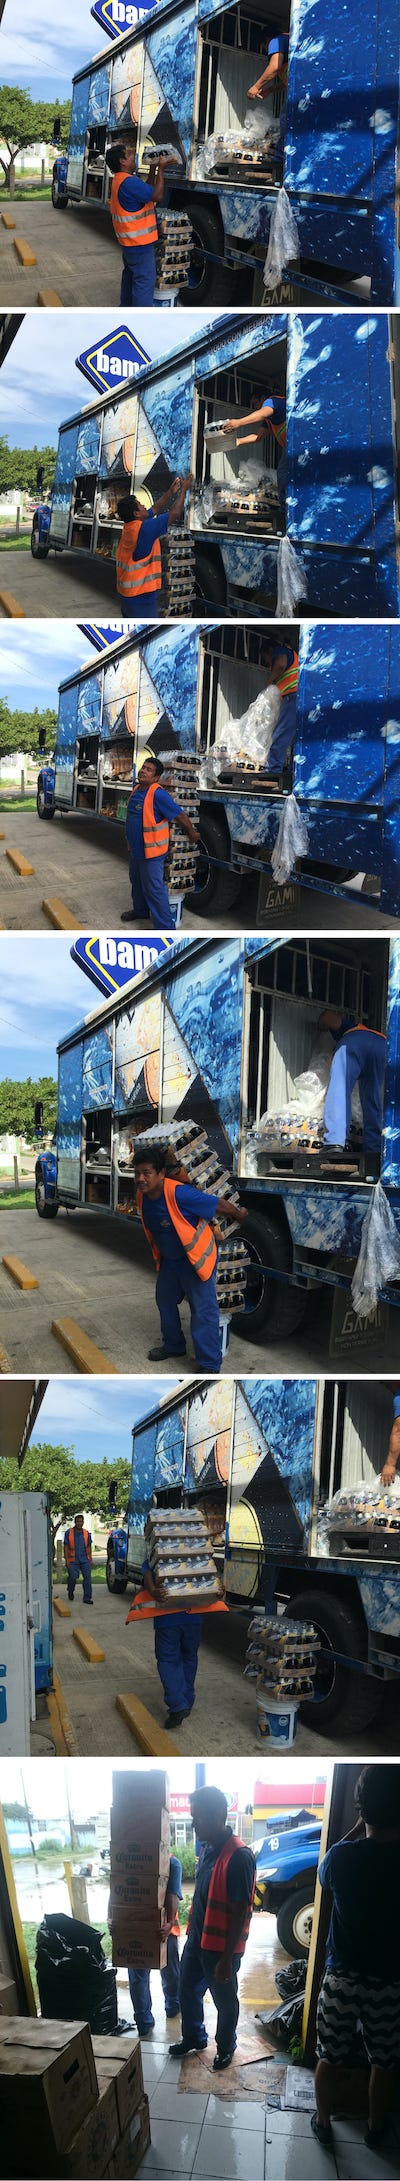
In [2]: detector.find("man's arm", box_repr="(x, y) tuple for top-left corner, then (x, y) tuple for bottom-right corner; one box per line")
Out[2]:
(142, 1564), (157, 1596)
(162, 1889), (180, 1938)
(215, 1196), (248, 1226)
(214, 1902), (250, 1981)
(248, 50), (285, 101)
(167, 475), (192, 526)
(381, 1414), (400, 1484)
(152, 478), (181, 517)
(151, 153), (181, 205)
(223, 405), (272, 435)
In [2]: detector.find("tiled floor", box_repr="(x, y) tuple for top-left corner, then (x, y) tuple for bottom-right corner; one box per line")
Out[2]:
(136, 2038), (400, 2180)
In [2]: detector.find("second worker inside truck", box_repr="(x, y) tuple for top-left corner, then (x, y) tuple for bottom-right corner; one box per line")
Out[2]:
(122, 756), (200, 932)
(262, 637), (299, 779)
(116, 477), (191, 616)
(106, 138), (178, 307)
(133, 1144), (248, 1372)
(223, 393), (287, 521)
(318, 1009), (387, 1175)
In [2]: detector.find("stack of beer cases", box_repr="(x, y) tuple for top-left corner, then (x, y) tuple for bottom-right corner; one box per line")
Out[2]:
(0, 2014), (150, 2178)
(109, 1769), (170, 1976)
(145, 1504), (222, 1609)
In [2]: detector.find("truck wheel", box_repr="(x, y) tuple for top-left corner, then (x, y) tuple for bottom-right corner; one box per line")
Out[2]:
(232, 1206), (308, 1342)
(194, 545), (227, 610)
(37, 788), (55, 820)
(284, 1587), (383, 1734)
(106, 1552), (128, 1596)
(31, 524), (49, 559)
(52, 180), (68, 208)
(179, 203), (234, 306)
(35, 1178), (58, 1218)
(276, 1887), (315, 1959)
(186, 809), (241, 916)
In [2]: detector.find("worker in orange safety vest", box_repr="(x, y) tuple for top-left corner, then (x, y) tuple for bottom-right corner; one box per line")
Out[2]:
(261, 636), (299, 779)
(134, 1142), (248, 1372)
(169, 1785), (256, 2071)
(106, 137), (180, 307)
(122, 754), (200, 929)
(63, 1514), (93, 1604)
(116, 475), (191, 618)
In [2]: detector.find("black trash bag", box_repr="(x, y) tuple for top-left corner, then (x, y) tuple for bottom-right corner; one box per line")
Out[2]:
(255, 1995), (304, 2046)
(36, 1911), (118, 2033)
(275, 1961), (307, 2000)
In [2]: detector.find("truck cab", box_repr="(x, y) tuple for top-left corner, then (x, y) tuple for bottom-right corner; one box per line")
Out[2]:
(254, 1809), (322, 1956)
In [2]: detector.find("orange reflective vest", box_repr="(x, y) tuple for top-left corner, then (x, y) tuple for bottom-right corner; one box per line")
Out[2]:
(139, 782), (170, 860)
(277, 649), (298, 699)
(64, 1526), (92, 1566)
(197, 1834), (255, 1957)
(343, 1024), (386, 1040)
(270, 411), (287, 449)
(109, 173), (158, 251)
(126, 1587), (228, 1623)
(136, 1176), (218, 1281)
(116, 519), (162, 602)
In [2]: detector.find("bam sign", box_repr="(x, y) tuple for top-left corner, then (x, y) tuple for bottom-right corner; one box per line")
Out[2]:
(91, 0), (156, 37)
(71, 933), (173, 997)
(76, 324), (151, 396)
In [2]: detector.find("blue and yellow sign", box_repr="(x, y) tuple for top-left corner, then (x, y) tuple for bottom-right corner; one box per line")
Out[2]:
(76, 324), (151, 396)
(91, 0), (156, 40)
(78, 623), (127, 653)
(71, 934), (173, 997)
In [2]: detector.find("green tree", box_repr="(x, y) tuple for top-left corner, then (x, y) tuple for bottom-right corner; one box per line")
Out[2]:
(0, 1446), (131, 1546)
(0, 88), (71, 194)
(0, 438), (55, 495)
(0, 1075), (57, 1140)
(0, 700), (56, 760)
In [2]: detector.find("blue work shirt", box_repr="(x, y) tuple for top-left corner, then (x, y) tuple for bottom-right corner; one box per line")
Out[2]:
(189, 1827), (255, 1949)
(393, 1390), (400, 1418)
(168, 1854), (183, 1900)
(134, 511), (169, 563)
(142, 1182), (220, 1261)
(126, 785), (184, 859)
(267, 33), (289, 68)
(117, 173), (156, 259)
(261, 395), (286, 432)
(319, 1839), (400, 1981)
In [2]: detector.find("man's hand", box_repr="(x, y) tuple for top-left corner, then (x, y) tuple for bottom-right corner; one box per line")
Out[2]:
(381, 1460), (397, 1486)
(247, 83), (264, 99)
(234, 1205), (248, 1225)
(214, 1952), (233, 1985)
(223, 419), (238, 433)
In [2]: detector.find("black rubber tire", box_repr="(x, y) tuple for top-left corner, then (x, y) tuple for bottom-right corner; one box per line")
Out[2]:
(35, 1177), (58, 1218)
(178, 201), (234, 306)
(194, 544), (227, 610)
(232, 1205), (308, 1342)
(284, 1586), (383, 1735)
(106, 1552), (128, 1596)
(276, 1887), (315, 1960)
(52, 180), (69, 208)
(37, 788), (55, 820)
(186, 808), (242, 916)
(31, 525), (49, 559)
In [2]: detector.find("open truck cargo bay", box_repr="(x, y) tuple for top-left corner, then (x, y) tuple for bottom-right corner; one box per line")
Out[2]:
(33, 311), (400, 620)
(106, 1373), (400, 1736)
(37, 621), (400, 921)
(52, 0), (400, 304)
(35, 932), (400, 1341)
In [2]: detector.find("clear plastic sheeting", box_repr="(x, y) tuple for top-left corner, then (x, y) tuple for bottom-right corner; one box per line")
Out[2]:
(247, 1033), (363, 1159)
(193, 476), (278, 528)
(276, 535), (308, 615)
(351, 1181), (400, 1318)
(271, 792), (309, 884)
(196, 114), (279, 177)
(263, 187), (300, 290)
(200, 684), (281, 779)
(319, 1480), (400, 1535)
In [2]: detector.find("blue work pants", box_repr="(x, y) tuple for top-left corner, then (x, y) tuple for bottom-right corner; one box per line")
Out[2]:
(267, 692), (297, 776)
(66, 1557), (92, 1602)
(154, 1610), (202, 1714)
(155, 1257), (221, 1369)
(129, 851), (175, 930)
(128, 1933), (180, 2032)
(120, 244), (156, 306)
(180, 1937), (241, 2057)
(324, 1029), (386, 1152)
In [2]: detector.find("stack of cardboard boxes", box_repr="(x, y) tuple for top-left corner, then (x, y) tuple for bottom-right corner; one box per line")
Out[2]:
(0, 2016), (150, 2179)
(110, 1769), (170, 1974)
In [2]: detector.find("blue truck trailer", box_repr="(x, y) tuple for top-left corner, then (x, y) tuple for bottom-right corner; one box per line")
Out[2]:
(31, 310), (400, 620)
(35, 931), (400, 1346)
(50, 0), (400, 306)
(104, 1373), (400, 1738)
(36, 620), (400, 921)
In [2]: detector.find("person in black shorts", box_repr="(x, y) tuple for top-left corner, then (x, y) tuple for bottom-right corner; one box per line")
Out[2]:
(312, 1764), (400, 2151)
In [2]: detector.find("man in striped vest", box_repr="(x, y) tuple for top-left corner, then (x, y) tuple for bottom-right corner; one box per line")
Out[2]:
(122, 754), (200, 930)
(262, 636), (299, 779)
(248, 29), (290, 176)
(116, 475), (191, 617)
(223, 390), (287, 518)
(133, 1142), (248, 1371)
(63, 1514), (93, 1603)
(170, 1786), (256, 2071)
(106, 139), (178, 306)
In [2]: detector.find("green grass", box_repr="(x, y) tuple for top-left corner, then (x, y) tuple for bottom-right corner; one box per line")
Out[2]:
(0, 535), (31, 551)
(1, 186), (51, 201)
(0, 1187), (35, 1208)
(0, 796), (36, 811)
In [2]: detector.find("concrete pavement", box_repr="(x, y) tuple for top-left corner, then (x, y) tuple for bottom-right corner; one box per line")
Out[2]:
(0, 547), (118, 617)
(0, 200), (123, 306)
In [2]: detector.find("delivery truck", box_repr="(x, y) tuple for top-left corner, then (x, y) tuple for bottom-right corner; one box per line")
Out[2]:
(31, 310), (400, 620)
(105, 1373), (400, 1738)
(34, 931), (400, 1345)
(50, 0), (400, 306)
(36, 620), (400, 921)
(0, 1493), (53, 1757)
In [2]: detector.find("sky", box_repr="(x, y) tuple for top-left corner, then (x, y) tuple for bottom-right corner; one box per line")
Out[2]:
(0, 1755), (330, 1822)
(2, 309), (221, 452)
(2, 0), (112, 103)
(0, 622), (135, 712)
(0, 931), (114, 1076)
(29, 1374), (180, 1463)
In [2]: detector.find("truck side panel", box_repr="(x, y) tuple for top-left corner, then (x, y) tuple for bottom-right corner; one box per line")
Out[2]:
(287, 314), (396, 555)
(165, 938), (244, 1155)
(57, 1043), (83, 1195)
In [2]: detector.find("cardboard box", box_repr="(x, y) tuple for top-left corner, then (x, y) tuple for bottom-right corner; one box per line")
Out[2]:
(110, 1807), (170, 1853)
(113, 2096), (151, 2178)
(92, 2037), (143, 2137)
(112, 1770), (169, 1813)
(112, 1929), (167, 1971)
(0, 1973), (19, 2014)
(109, 1872), (167, 1912)
(59, 2079), (119, 2179)
(0, 2017), (98, 2156)
(110, 1833), (170, 1876)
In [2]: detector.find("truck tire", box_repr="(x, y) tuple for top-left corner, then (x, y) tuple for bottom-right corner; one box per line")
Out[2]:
(52, 180), (68, 208)
(276, 1887), (315, 1959)
(179, 202), (234, 306)
(194, 545), (227, 610)
(31, 523), (49, 559)
(35, 1177), (58, 1218)
(284, 1587), (383, 1735)
(37, 787), (55, 820)
(186, 809), (242, 917)
(232, 1206), (308, 1342)
(106, 1551), (128, 1596)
